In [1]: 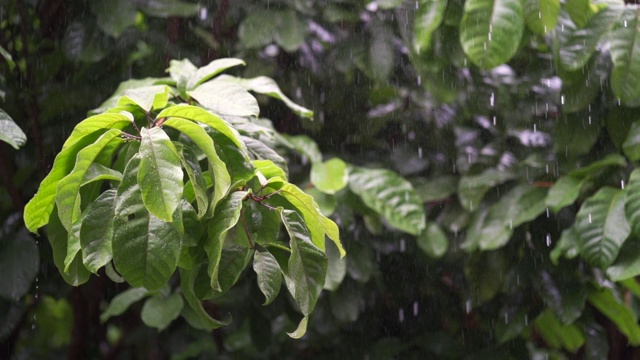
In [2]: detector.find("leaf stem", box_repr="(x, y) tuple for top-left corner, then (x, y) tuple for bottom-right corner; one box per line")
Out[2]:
(239, 208), (255, 249)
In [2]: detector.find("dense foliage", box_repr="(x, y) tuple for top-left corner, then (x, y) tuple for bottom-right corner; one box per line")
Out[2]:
(3, 0), (640, 358)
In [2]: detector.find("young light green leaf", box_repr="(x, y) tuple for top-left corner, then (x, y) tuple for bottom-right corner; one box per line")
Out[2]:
(413, 0), (447, 53)
(216, 75), (313, 119)
(55, 129), (123, 231)
(179, 264), (231, 329)
(175, 143), (208, 218)
(625, 169), (640, 237)
(280, 209), (328, 316)
(80, 189), (116, 273)
(113, 155), (182, 291)
(205, 191), (247, 291)
(606, 8), (640, 106)
(588, 287), (640, 345)
(100, 287), (149, 323)
(565, 0), (592, 27)
(287, 316), (308, 339)
(118, 85), (170, 112)
(169, 58), (197, 94)
(311, 158), (349, 195)
(162, 119), (230, 214)
(523, 0), (559, 34)
(253, 248), (283, 305)
(138, 127), (183, 222)
(417, 222), (449, 258)
(243, 136), (287, 175)
(141, 292), (184, 331)
(545, 176), (585, 212)
(349, 167), (426, 236)
(188, 78), (259, 117)
(0, 109), (26, 149)
(459, 0), (525, 69)
(575, 187), (630, 268)
(187, 58), (246, 90)
(284, 135), (323, 164)
(254, 160), (287, 181)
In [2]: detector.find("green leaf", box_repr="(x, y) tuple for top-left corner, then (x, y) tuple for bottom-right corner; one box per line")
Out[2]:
(545, 176), (585, 212)
(141, 292), (184, 331)
(113, 155), (182, 291)
(0, 109), (26, 149)
(575, 187), (630, 268)
(413, 176), (457, 203)
(179, 264), (231, 330)
(459, 0), (524, 69)
(187, 58), (246, 90)
(458, 168), (516, 211)
(169, 58), (197, 95)
(118, 85), (170, 112)
(188, 78), (259, 117)
(413, 0), (448, 53)
(63, 113), (133, 152)
(324, 239), (346, 291)
(135, 0), (199, 18)
(464, 249), (509, 305)
(568, 154), (627, 178)
(609, 8), (640, 106)
(523, 0), (559, 34)
(534, 309), (585, 352)
(100, 287), (149, 323)
(206, 130), (255, 184)
(62, 20), (113, 63)
(91, 0), (138, 38)
(607, 237), (640, 281)
(205, 191), (247, 291)
(254, 160), (287, 181)
(215, 245), (254, 295)
(280, 209), (328, 315)
(283, 135), (323, 164)
(175, 143), (208, 218)
(139, 127), (183, 222)
(554, 111), (602, 158)
(311, 158), (349, 195)
(80, 189), (116, 273)
(253, 248), (283, 305)
(625, 169), (640, 237)
(162, 118), (230, 213)
(559, 58), (602, 113)
(588, 286), (640, 345)
(270, 183), (344, 256)
(243, 136), (287, 176)
(218, 75), (313, 119)
(417, 222), (448, 258)
(559, 6), (623, 70)
(623, 122), (640, 160)
(550, 227), (580, 265)
(55, 129), (123, 231)
(46, 209), (91, 286)
(81, 163), (123, 185)
(0, 231), (39, 300)
(91, 79), (166, 114)
(349, 167), (426, 236)
(287, 316), (308, 339)
(565, 0), (592, 27)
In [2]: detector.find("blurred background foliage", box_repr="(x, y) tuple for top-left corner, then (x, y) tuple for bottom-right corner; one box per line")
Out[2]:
(3, 0), (640, 358)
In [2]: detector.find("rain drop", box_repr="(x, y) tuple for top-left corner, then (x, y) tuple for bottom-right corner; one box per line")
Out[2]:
(398, 308), (405, 323)
(589, 213), (592, 223)
(561, 95), (565, 105)
(418, 147), (423, 158)
(399, 238), (406, 253)
(509, 219), (513, 229)
(465, 300), (472, 314)
(490, 92), (495, 107)
(493, 116), (496, 126)
(546, 234), (551, 247)
(625, 20), (628, 27)
(622, 180), (625, 189)
(413, 301), (419, 316)
(546, 208), (549, 218)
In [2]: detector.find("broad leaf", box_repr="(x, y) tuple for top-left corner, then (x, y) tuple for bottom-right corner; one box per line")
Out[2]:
(534, 309), (585, 352)
(565, 0), (592, 27)
(100, 287), (149, 323)
(141, 292), (184, 331)
(80, 189), (116, 273)
(554, 111), (601, 158)
(607, 237), (640, 281)
(0, 231), (39, 300)
(459, 0), (525, 69)
(188, 78), (259, 117)
(523, 0), (559, 34)
(287, 316), (309, 339)
(568, 154), (627, 178)
(310, 158), (349, 195)
(216, 75), (313, 119)
(243, 136), (287, 176)
(588, 287), (640, 345)
(349, 167), (426, 235)
(625, 169), (640, 237)
(204, 191), (247, 291)
(609, 8), (640, 106)
(280, 209), (328, 316)
(179, 264), (231, 330)
(545, 176), (585, 212)
(254, 160), (287, 181)
(175, 143), (208, 217)
(91, 0), (138, 38)
(284, 135), (323, 164)
(0, 109), (26, 149)
(139, 127), (183, 222)
(324, 239), (346, 291)
(169, 58), (197, 95)
(458, 168), (516, 211)
(417, 222), (449, 258)
(623, 122), (640, 161)
(206, 129), (255, 183)
(413, 0), (448, 53)
(81, 163), (123, 185)
(187, 58), (246, 90)
(550, 227), (581, 265)
(55, 129), (123, 231)
(253, 248), (283, 305)
(46, 210), (91, 286)
(113, 155), (182, 291)
(575, 187), (630, 268)
(215, 245), (254, 295)
(118, 85), (170, 112)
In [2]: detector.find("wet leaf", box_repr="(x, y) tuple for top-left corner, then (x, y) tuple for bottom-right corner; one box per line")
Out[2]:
(179, 263), (231, 330)
(0, 231), (39, 300)
(545, 176), (585, 212)
(135, 0), (199, 18)
(287, 316), (308, 339)
(324, 239), (347, 291)
(413, 0), (447, 53)
(0, 109), (26, 150)
(100, 287), (149, 323)
(534, 309), (585, 352)
(80, 189), (116, 273)
(625, 169), (640, 237)
(253, 248), (283, 305)
(141, 292), (184, 331)
(610, 8), (640, 106)
(91, 0), (138, 38)
(523, 0), (559, 34)
(588, 286), (640, 345)
(187, 58), (246, 90)
(606, 237), (640, 281)
(188, 78), (259, 117)
(311, 158), (349, 195)
(417, 222), (448, 258)
(458, 168), (516, 211)
(118, 85), (170, 113)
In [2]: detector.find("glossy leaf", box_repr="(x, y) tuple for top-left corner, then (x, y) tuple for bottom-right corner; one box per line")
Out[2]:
(80, 189), (116, 273)
(606, 237), (640, 281)
(534, 309), (585, 352)
(100, 287), (149, 323)
(417, 222), (449, 258)
(523, 0), (559, 34)
(81, 163), (123, 185)
(413, 0), (447, 53)
(565, 0), (591, 27)
(253, 248), (283, 305)
(188, 78), (259, 117)
(610, 8), (640, 106)
(139, 127), (183, 222)
(280, 209), (328, 316)
(205, 191), (246, 291)
(206, 129), (255, 183)
(243, 137), (287, 176)
(217, 75), (313, 119)
(310, 158), (349, 195)
(588, 287), (640, 345)
(179, 264), (231, 330)
(141, 292), (184, 331)
(47, 210), (91, 286)
(254, 160), (287, 181)
(118, 85), (170, 112)
(169, 58), (197, 95)
(284, 135), (323, 164)
(215, 245), (254, 295)
(575, 187), (630, 268)
(623, 122), (640, 161)
(546, 176), (585, 212)
(349, 167), (426, 236)
(187, 58), (246, 90)
(0, 109), (26, 149)
(458, 168), (516, 211)
(55, 129), (123, 231)
(0, 231), (39, 300)
(625, 169), (640, 237)
(569, 154), (627, 178)
(459, 0), (524, 69)
(113, 155), (182, 291)
(287, 316), (309, 339)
